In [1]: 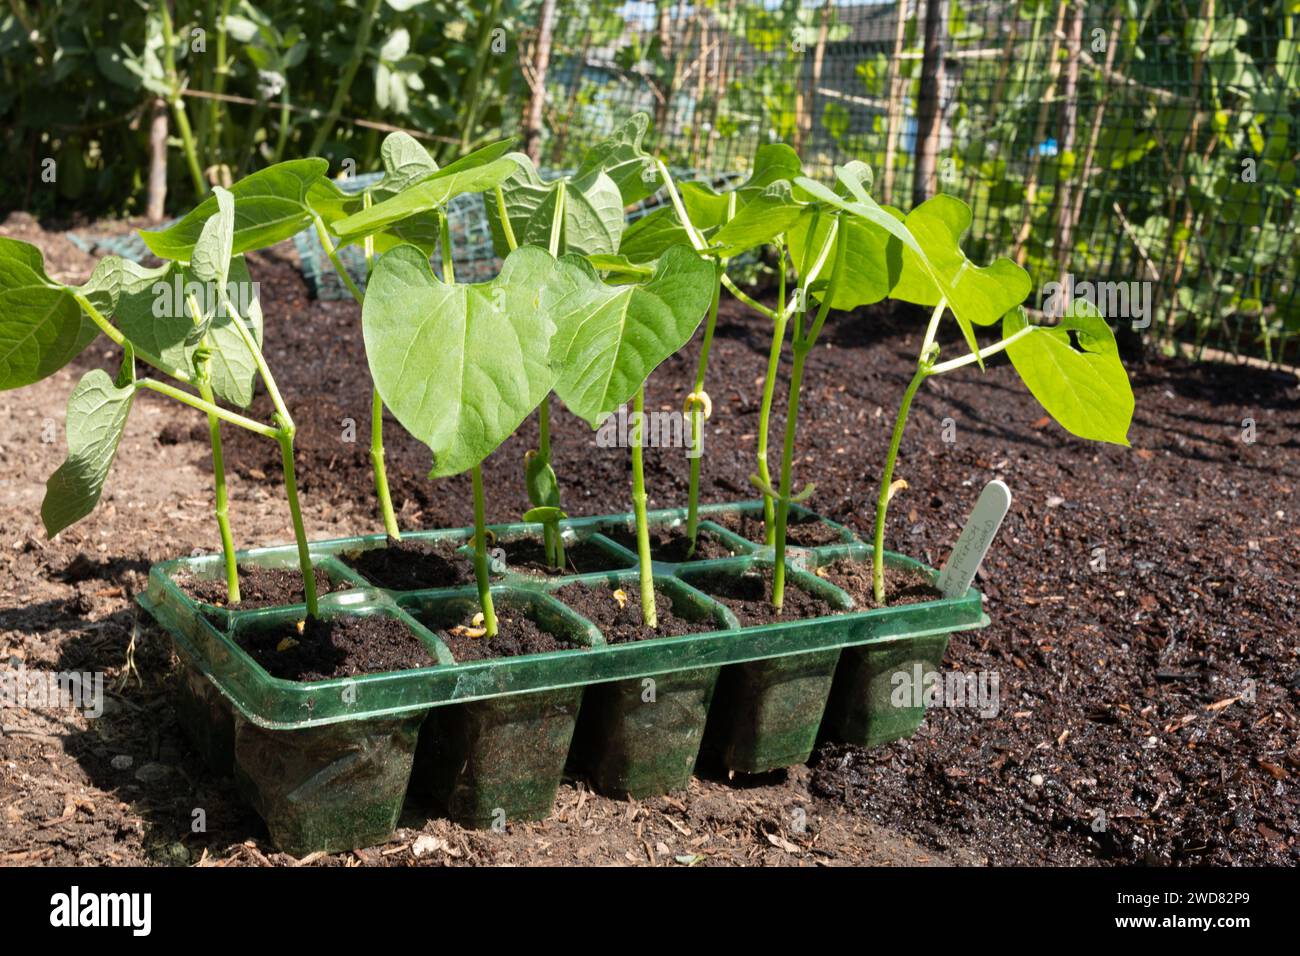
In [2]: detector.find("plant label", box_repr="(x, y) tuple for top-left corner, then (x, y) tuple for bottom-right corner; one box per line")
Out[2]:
(937, 479), (1011, 599)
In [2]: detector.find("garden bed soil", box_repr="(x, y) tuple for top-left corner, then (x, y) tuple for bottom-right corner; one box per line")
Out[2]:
(179, 564), (339, 609)
(605, 526), (739, 562)
(818, 561), (938, 608)
(4, 215), (1297, 866)
(498, 538), (627, 576)
(342, 538), (471, 590)
(713, 510), (844, 547)
(235, 614), (437, 681)
(690, 568), (837, 626)
(554, 583), (719, 643)
(435, 613), (579, 662)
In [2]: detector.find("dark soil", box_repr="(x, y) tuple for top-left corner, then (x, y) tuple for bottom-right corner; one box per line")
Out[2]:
(341, 538), (471, 590)
(498, 537), (630, 575)
(689, 568), (838, 626)
(6, 216), (1297, 866)
(236, 613), (437, 682)
(178, 564), (339, 609)
(712, 509), (846, 547)
(605, 525), (739, 562)
(819, 560), (938, 608)
(435, 611), (580, 662)
(554, 583), (720, 643)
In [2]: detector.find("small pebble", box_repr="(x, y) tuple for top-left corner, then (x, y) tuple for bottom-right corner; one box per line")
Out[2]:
(110, 754), (134, 770)
(1030, 773), (1044, 787)
(135, 762), (170, 784)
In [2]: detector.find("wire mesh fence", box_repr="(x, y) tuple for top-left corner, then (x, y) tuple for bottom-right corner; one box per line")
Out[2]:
(525, 0), (1299, 365)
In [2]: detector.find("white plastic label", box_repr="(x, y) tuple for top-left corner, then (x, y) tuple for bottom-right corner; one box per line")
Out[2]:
(936, 479), (1012, 599)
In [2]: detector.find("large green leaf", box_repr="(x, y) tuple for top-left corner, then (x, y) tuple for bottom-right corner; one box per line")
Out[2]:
(485, 153), (624, 258)
(786, 206), (900, 310)
(1004, 303), (1134, 446)
(332, 153), (520, 242)
(708, 181), (805, 258)
(307, 131), (445, 254)
(889, 194), (1032, 326)
(41, 368), (137, 536)
(549, 245), (715, 427)
(574, 112), (662, 205)
(110, 256), (264, 408)
(362, 245), (560, 477)
(617, 206), (694, 264)
(794, 172), (1029, 357)
(0, 238), (98, 390)
(76, 255), (171, 318)
(618, 143), (805, 263)
(141, 159), (329, 261)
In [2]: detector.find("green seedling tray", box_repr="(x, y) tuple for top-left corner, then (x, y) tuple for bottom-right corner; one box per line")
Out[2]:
(140, 500), (989, 853)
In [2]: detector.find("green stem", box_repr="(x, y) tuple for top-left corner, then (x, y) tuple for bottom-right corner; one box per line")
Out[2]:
(453, 0), (505, 156)
(927, 325), (1035, 375)
(471, 464), (498, 637)
(72, 293), (191, 384)
(371, 386), (400, 539)
(757, 241), (789, 543)
(873, 365), (929, 605)
(685, 261), (722, 553)
(204, 0), (233, 166)
(359, 191), (399, 540)
(215, 292), (315, 617)
(495, 185), (518, 251)
(439, 210), (456, 282)
(202, 381), (240, 605)
(272, 82), (291, 165)
(655, 158), (777, 321)
(186, 293), (240, 605)
(308, 0), (382, 156)
(630, 388), (657, 627)
(135, 379), (279, 438)
(158, 1), (206, 197)
(277, 424), (318, 618)
(549, 180), (567, 255)
(771, 340), (808, 611)
(313, 216), (364, 304)
(772, 216), (847, 608)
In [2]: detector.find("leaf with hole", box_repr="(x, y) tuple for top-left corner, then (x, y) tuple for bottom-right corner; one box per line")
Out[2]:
(1004, 302), (1134, 446)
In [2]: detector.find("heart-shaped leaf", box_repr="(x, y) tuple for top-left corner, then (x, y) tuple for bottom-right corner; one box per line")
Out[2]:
(42, 367), (137, 537)
(142, 159), (329, 261)
(362, 244), (561, 477)
(548, 245), (715, 427)
(575, 112), (662, 205)
(485, 153), (624, 258)
(1004, 302), (1134, 446)
(0, 238), (99, 390)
